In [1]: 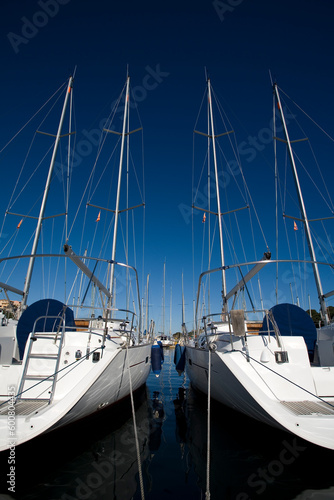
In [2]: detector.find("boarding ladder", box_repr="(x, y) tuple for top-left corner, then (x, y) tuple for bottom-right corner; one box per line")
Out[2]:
(16, 316), (66, 411)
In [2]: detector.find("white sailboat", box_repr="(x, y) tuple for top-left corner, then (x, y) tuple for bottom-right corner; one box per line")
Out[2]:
(157, 262), (174, 348)
(0, 75), (153, 451)
(182, 78), (334, 450)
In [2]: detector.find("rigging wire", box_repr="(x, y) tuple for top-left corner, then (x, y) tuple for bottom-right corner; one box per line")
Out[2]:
(6, 142), (55, 212)
(1, 230), (35, 283)
(0, 80), (67, 155)
(125, 345), (145, 500)
(67, 85), (124, 243)
(275, 91), (333, 214)
(67, 78), (145, 317)
(274, 89), (334, 309)
(278, 86), (334, 143)
(206, 347), (212, 500)
(276, 151), (300, 302)
(291, 148), (334, 213)
(193, 81), (272, 315)
(53, 222), (67, 300)
(212, 86), (268, 247)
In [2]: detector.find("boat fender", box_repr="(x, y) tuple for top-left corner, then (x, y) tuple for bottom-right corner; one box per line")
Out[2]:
(260, 349), (270, 363)
(157, 340), (164, 362)
(151, 343), (162, 377)
(174, 343), (186, 375)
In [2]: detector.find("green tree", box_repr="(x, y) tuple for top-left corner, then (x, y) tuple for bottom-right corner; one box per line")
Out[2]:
(327, 306), (334, 323)
(308, 309), (323, 327)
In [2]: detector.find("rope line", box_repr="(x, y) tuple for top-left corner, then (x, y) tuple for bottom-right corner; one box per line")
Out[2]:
(0, 345), (104, 408)
(0, 81), (67, 155)
(125, 344), (145, 500)
(205, 347), (211, 500)
(234, 348), (334, 409)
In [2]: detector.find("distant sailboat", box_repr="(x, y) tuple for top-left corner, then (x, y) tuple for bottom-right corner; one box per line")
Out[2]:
(157, 262), (174, 348)
(174, 272), (186, 375)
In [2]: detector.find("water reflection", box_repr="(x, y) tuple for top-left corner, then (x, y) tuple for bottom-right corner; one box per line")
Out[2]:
(173, 387), (187, 458)
(0, 386), (155, 500)
(0, 349), (333, 500)
(149, 391), (164, 455)
(174, 381), (334, 500)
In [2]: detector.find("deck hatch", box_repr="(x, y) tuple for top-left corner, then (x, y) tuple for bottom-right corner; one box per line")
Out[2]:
(281, 400), (334, 416)
(0, 399), (49, 416)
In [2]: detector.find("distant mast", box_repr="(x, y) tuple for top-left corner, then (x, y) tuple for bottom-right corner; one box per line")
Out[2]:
(21, 76), (74, 310)
(181, 272), (187, 336)
(273, 83), (329, 325)
(163, 261), (166, 335)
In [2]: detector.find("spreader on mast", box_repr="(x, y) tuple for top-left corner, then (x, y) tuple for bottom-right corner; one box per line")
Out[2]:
(273, 83), (329, 325)
(21, 76), (74, 310)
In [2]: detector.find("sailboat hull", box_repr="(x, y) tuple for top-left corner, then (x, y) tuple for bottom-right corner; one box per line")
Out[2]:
(0, 336), (151, 451)
(186, 344), (280, 429)
(51, 343), (152, 430)
(185, 335), (334, 450)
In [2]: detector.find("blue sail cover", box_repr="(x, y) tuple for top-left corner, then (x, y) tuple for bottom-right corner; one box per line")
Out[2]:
(17, 299), (75, 359)
(260, 303), (317, 357)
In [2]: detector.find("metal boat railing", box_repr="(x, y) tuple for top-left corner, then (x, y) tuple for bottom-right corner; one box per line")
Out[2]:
(0, 250), (148, 339)
(197, 308), (284, 352)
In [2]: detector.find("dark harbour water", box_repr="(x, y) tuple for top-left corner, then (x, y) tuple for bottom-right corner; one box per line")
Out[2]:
(0, 348), (334, 500)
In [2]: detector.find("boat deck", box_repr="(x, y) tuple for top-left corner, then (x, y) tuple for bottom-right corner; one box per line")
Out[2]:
(281, 400), (334, 416)
(0, 399), (49, 416)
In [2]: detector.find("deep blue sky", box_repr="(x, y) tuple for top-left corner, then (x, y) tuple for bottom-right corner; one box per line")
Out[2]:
(1, 0), (334, 332)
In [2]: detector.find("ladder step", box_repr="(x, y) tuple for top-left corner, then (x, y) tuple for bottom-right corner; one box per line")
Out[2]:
(28, 354), (58, 359)
(31, 335), (58, 340)
(17, 325), (65, 405)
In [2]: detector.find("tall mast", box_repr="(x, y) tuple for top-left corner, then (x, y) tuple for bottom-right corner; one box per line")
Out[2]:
(273, 83), (328, 325)
(21, 76), (74, 310)
(109, 76), (130, 299)
(207, 79), (227, 310)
